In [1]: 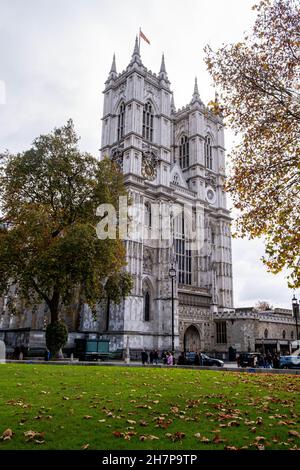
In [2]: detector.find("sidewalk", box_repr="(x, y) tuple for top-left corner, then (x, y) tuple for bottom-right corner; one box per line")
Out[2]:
(4, 359), (300, 374)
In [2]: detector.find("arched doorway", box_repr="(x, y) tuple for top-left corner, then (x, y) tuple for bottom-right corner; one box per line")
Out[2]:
(184, 325), (201, 352)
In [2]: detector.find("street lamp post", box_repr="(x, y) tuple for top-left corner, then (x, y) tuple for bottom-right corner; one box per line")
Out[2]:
(292, 295), (299, 341)
(169, 265), (176, 353)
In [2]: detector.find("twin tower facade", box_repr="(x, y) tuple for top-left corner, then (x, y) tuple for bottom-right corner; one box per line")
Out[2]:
(99, 38), (234, 353)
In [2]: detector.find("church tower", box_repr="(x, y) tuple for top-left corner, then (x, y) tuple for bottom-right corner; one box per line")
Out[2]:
(100, 39), (234, 353)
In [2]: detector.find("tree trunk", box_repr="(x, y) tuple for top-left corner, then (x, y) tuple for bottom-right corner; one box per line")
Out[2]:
(49, 286), (60, 323)
(106, 296), (110, 331)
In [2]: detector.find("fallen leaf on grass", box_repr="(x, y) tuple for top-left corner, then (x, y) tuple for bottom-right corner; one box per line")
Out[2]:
(127, 420), (136, 425)
(170, 406), (179, 413)
(83, 415), (93, 420)
(1, 429), (14, 441)
(139, 420), (148, 427)
(81, 444), (90, 450)
(165, 432), (185, 442)
(224, 446), (238, 451)
(139, 435), (159, 441)
(34, 415), (52, 420)
(24, 430), (45, 443)
(288, 430), (300, 438)
(213, 434), (226, 444)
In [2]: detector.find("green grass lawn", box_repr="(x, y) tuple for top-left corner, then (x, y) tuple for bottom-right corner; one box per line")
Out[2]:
(0, 364), (299, 450)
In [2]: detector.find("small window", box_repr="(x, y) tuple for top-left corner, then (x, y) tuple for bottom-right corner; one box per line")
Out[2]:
(117, 102), (125, 140)
(205, 135), (212, 169)
(291, 331), (294, 339)
(264, 329), (268, 339)
(143, 101), (154, 142)
(216, 322), (227, 344)
(282, 330), (286, 339)
(211, 229), (215, 245)
(144, 291), (150, 321)
(144, 202), (152, 228)
(179, 135), (189, 169)
(172, 173), (180, 185)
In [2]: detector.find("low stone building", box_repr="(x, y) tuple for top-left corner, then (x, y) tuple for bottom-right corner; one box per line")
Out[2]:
(212, 307), (297, 358)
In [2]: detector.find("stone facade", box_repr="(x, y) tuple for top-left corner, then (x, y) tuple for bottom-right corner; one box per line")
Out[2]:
(98, 39), (234, 353)
(213, 308), (298, 357)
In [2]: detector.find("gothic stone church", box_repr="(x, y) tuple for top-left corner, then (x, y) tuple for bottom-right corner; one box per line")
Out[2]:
(0, 39), (235, 355)
(98, 38), (234, 353)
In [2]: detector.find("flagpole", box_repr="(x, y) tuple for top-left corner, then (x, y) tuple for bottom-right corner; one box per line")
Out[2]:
(138, 27), (141, 51)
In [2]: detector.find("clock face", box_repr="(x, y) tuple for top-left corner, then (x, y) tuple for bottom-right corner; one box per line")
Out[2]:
(143, 163), (154, 178)
(206, 186), (216, 204)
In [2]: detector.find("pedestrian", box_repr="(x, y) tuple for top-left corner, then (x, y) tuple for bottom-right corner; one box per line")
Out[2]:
(161, 351), (167, 364)
(141, 349), (148, 365)
(167, 351), (173, 366)
(177, 352), (185, 365)
(153, 350), (159, 365)
(149, 350), (154, 364)
(194, 352), (200, 366)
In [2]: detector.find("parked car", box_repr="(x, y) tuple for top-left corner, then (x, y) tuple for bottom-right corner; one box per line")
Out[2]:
(279, 355), (300, 369)
(201, 353), (224, 367)
(237, 352), (260, 367)
(184, 352), (224, 367)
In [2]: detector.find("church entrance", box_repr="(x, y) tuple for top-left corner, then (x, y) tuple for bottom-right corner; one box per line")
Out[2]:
(184, 325), (201, 352)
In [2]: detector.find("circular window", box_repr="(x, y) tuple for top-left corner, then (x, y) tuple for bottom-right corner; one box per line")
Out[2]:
(205, 186), (216, 204)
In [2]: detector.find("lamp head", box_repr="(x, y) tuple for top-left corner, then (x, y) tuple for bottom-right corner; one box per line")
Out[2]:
(169, 266), (176, 278)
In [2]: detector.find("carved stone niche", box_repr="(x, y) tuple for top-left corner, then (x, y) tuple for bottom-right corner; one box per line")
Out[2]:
(205, 172), (217, 189)
(143, 247), (153, 274)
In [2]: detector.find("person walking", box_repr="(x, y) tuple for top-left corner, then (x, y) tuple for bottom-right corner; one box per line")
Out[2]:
(149, 350), (154, 364)
(194, 352), (200, 366)
(167, 352), (173, 366)
(141, 349), (148, 365)
(153, 350), (159, 365)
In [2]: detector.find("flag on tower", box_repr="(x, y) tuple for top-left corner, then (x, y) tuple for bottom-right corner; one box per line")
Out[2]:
(139, 29), (150, 45)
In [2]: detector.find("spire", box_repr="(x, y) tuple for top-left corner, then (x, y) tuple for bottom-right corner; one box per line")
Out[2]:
(129, 35), (142, 65)
(110, 53), (117, 74)
(171, 92), (176, 113)
(160, 54), (166, 74)
(159, 53), (169, 81)
(133, 35), (140, 55)
(193, 77), (199, 98)
(191, 76), (202, 104)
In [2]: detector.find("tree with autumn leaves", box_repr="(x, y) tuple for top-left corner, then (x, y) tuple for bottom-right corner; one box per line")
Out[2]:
(205, 0), (300, 288)
(0, 120), (132, 355)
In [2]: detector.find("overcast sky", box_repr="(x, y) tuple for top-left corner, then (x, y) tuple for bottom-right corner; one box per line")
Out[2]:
(0, 0), (294, 309)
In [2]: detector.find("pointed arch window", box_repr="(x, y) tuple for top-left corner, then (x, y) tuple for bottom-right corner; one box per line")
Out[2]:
(144, 202), (152, 228)
(282, 330), (286, 339)
(117, 102), (125, 140)
(144, 291), (150, 321)
(179, 135), (189, 169)
(172, 173), (180, 185)
(174, 211), (192, 285)
(204, 135), (212, 169)
(143, 101), (154, 142)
